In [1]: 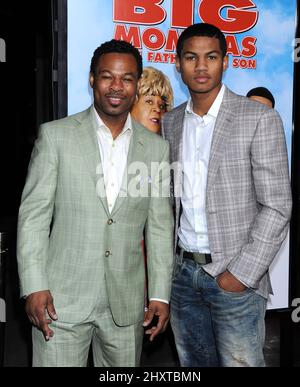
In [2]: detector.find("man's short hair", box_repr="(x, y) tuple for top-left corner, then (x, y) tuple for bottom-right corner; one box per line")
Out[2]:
(176, 23), (227, 58)
(90, 39), (143, 78)
(137, 67), (174, 111)
(246, 87), (275, 108)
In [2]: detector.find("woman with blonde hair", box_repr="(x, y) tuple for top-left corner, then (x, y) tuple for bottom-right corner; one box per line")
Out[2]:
(131, 66), (174, 134)
(132, 68), (174, 312)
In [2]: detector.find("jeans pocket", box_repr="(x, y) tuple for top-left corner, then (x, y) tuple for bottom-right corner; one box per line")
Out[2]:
(214, 277), (251, 297)
(172, 256), (186, 281)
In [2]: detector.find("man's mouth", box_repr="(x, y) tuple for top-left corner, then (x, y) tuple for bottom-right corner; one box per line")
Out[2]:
(106, 95), (125, 105)
(194, 76), (210, 83)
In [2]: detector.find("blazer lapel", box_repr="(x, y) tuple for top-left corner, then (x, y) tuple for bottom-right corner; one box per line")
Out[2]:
(75, 106), (110, 216)
(172, 105), (185, 207)
(170, 104), (185, 164)
(111, 120), (146, 216)
(207, 88), (237, 192)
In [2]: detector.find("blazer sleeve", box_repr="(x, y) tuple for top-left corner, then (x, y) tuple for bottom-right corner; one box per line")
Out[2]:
(17, 124), (58, 297)
(227, 108), (292, 289)
(145, 141), (174, 301)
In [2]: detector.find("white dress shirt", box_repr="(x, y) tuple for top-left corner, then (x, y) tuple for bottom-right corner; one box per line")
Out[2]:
(93, 107), (132, 213)
(178, 85), (225, 253)
(93, 107), (168, 305)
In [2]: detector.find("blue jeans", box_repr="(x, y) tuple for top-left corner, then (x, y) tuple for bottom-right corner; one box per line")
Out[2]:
(170, 259), (267, 367)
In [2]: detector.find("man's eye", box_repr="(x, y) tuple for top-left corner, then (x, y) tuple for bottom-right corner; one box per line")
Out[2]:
(185, 56), (196, 61)
(208, 55), (217, 60)
(124, 77), (133, 82)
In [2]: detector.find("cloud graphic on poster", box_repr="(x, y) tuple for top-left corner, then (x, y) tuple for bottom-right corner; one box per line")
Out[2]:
(255, 5), (295, 57)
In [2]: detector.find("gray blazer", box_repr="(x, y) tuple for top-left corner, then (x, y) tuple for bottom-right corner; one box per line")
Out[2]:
(162, 86), (292, 298)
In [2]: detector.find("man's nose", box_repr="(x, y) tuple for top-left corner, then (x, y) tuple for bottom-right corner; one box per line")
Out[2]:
(195, 57), (208, 71)
(110, 77), (123, 91)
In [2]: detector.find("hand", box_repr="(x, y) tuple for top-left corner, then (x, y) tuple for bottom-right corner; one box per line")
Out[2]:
(217, 271), (247, 293)
(143, 301), (169, 342)
(25, 290), (58, 341)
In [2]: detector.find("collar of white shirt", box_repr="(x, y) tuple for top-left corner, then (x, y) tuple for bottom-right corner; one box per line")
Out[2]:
(185, 84), (226, 124)
(92, 106), (133, 138)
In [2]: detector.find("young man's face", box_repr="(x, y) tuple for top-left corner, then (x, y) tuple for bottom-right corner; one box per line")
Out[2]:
(90, 53), (139, 121)
(131, 94), (167, 134)
(176, 36), (228, 97)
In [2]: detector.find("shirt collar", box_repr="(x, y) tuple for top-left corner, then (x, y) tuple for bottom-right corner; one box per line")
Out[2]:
(92, 106), (132, 138)
(186, 84), (226, 120)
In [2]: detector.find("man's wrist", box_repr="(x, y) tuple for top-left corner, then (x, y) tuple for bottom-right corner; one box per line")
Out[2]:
(149, 298), (169, 304)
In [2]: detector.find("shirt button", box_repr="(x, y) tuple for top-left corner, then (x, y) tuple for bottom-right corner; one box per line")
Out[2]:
(105, 251), (111, 258)
(107, 219), (113, 225)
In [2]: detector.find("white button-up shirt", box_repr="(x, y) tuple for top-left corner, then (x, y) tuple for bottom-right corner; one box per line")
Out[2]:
(178, 85), (225, 253)
(93, 107), (168, 304)
(93, 107), (132, 213)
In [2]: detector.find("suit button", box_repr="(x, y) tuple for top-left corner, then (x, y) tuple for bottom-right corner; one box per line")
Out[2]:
(105, 251), (110, 258)
(107, 219), (114, 225)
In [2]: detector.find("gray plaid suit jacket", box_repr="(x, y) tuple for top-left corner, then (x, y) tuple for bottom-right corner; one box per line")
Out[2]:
(162, 86), (292, 298)
(17, 107), (174, 325)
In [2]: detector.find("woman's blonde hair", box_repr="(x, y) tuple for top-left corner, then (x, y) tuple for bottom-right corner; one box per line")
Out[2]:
(137, 67), (174, 111)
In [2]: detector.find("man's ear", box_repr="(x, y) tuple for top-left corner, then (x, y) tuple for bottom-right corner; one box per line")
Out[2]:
(89, 73), (94, 88)
(175, 55), (181, 73)
(223, 55), (229, 72)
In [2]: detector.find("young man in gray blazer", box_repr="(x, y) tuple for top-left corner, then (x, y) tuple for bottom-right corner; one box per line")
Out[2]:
(17, 40), (173, 367)
(162, 23), (292, 367)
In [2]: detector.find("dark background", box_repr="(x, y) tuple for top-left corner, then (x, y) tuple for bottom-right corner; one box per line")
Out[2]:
(0, 0), (299, 367)
(0, 1), (54, 367)
(0, 1), (53, 224)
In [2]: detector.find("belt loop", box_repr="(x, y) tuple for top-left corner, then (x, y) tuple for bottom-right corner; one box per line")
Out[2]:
(176, 244), (183, 264)
(180, 247), (184, 263)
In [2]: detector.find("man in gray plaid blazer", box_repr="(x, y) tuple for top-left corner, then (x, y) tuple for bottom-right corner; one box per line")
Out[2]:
(17, 40), (173, 367)
(162, 23), (292, 367)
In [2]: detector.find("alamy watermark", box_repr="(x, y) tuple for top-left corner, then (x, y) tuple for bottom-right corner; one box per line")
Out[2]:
(0, 38), (6, 63)
(291, 298), (300, 323)
(292, 38), (300, 63)
(95, 161), (200, 202)
(0, 298), (5, 323)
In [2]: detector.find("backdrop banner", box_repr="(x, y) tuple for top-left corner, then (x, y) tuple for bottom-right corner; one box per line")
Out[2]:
(68, 0), (296, 309)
